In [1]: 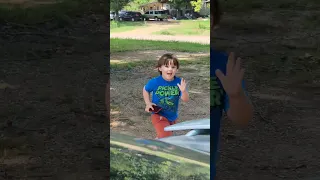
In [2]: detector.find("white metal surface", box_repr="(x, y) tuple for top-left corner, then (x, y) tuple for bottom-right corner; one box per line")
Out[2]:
(164, 118), (210, 131)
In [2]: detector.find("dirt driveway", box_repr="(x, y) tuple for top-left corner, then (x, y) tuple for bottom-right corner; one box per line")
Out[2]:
(110, 21), (210, 44)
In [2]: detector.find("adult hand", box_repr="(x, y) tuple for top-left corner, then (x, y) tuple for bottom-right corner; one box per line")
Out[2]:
(215, 52), (245, 97)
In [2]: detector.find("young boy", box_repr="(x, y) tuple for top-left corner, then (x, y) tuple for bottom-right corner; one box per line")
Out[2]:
(143, 53), (189, 139)
(211, 0), (254, 179)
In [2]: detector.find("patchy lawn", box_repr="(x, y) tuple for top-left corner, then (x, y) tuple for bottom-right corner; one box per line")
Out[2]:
(110, 21), (147, 33)
(110, 38), (209, 52)
(153, 20), (210, 36)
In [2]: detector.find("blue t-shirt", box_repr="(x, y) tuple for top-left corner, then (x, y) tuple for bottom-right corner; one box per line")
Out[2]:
(211, 48), (247, 179)
(144, 75), (182, 122)
(211, 48), (229, 179)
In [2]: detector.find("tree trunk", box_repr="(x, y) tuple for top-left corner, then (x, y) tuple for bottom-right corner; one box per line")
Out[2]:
(115, 11), (119, 21)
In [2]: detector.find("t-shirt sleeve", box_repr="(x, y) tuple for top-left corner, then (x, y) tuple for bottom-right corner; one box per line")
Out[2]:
(144, 79), (156, 92)
(224, 80), (248, 112)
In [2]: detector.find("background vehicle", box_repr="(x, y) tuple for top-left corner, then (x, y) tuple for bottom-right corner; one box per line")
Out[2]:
(110, 11), (115, 21)
(110, 132), (210, 179)
(143, 10), (168, 21)
(118, 11), (143, 21)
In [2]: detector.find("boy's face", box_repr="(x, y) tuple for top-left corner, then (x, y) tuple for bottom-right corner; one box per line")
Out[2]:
(159, 60), (178, 81)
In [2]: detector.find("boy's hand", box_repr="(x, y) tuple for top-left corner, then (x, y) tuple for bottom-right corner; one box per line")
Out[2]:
(215, 52), (244, 97)
(145, 102), (156, 112)
(177, 78), (187, 92)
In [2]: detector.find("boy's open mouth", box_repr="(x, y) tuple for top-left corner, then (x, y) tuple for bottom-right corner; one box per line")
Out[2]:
(167, 73), (172, 76)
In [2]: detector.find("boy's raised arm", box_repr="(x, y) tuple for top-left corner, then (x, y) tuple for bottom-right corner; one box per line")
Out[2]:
(178, 78), (189, 102)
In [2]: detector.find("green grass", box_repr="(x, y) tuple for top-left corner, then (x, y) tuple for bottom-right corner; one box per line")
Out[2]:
(110, 146), (210, 180)
(111, 56), (209, 71)
(0, 0), (107, 24)
(110, 21), (147, 33)
(110, 39), (209, 71)
(153, 20), (210, 36)
(110, 39), (209, 53)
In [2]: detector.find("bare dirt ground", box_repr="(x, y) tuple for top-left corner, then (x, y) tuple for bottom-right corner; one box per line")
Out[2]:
(110, 50), (210, 138)
(110, 21), (210, 44)
(0, 12), (108, 180)
(214, 9), (320, 180)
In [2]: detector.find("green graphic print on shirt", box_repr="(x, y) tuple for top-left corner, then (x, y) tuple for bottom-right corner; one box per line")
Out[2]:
(144, 76), (182, 121)
(155, 85), (180, 112)
(211, 76), (224, 108)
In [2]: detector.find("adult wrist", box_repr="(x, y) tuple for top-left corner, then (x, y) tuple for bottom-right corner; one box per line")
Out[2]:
(228, 90), (246, 100)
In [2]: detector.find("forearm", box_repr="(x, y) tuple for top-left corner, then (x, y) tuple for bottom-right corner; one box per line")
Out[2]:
(143, 87), (151, 105)
(181, 91), (189, 102)
(227, 90), (253, 125)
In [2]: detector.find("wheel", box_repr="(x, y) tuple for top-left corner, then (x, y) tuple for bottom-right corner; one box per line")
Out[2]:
(119, 17), (123, 21)
(155, 17), (158, 21)
(131, 17), (135, 21)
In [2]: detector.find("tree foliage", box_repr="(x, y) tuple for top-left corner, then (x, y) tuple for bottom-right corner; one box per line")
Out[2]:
(123, 0), (154, 11)
(190, 0), (203, 12)
(110, 0), (132, 20)
(158, 0), (191, 9)
(110, 0), (132, 11)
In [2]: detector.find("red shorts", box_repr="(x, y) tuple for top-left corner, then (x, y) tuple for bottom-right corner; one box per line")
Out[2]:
(151, 114), (176, 139)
